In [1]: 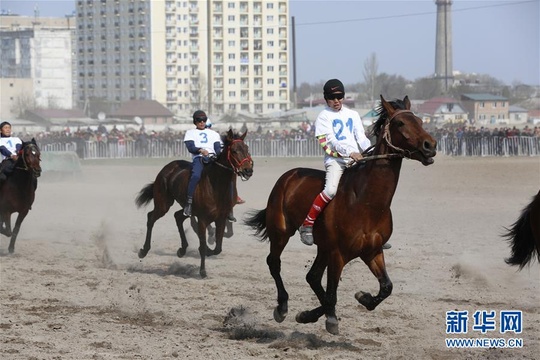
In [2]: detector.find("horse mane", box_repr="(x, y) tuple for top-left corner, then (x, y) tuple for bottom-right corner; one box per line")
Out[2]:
(370, 98), (408, 138)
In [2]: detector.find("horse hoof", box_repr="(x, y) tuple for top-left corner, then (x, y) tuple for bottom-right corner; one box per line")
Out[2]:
(200, 269), (207, 279)
(177, 248), (186, 258)
(296, 310), (317, 324)
(325, 317), (339, 335)
(355, 291), (376, 311)
(8, 247), (14, 254)
(273, 307), (287, 323)
(138, 249), (147, 259)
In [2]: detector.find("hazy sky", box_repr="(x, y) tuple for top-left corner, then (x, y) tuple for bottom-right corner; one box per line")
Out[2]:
(2, 0), (539, 86)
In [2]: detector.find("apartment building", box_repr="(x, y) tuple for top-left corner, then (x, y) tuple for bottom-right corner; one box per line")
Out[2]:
(460, 93), (509, 125)
(0, 16), (75, 119)
(76, 0), (290, 116)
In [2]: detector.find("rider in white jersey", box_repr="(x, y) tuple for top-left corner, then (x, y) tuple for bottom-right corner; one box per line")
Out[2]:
(0, 121), (23, 184)
(299, 79), (372, 246)
(183, 110), (222, 217)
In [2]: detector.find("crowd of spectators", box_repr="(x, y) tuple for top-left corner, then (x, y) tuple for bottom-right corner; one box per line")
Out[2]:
(16, 122), (540, 158)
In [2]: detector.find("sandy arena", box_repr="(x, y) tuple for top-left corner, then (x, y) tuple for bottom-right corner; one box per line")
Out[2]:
(1, 155), (539, 360)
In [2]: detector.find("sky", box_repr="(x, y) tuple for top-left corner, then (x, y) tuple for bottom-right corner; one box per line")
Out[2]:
(2, 0), (539, 86)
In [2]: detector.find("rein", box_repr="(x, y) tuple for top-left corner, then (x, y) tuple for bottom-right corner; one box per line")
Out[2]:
(213, 139), (252, 179)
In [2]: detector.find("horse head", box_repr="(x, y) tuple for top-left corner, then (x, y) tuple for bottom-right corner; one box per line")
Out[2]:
(222, 128), (253, 181)
(19, 138), (42, 178)
(372, 95), (436, 166)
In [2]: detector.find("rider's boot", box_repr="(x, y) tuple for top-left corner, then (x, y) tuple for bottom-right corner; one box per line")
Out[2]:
(184, 196), (193, 216)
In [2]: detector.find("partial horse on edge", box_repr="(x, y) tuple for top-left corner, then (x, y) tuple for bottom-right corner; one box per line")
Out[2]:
(0, 139), (41, 253)
(503, 190), (540, 270)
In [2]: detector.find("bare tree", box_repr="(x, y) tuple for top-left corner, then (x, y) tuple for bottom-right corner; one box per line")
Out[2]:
(190, 73), (208, 111)
(10, 92), (37, 118)
(363, 52), (378, 105)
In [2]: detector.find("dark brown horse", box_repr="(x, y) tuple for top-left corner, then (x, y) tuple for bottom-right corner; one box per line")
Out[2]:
(0, 138), (41, 253)
(245, 95), (437, 335)
(135, 129), (253, 278)
(504, 190), (540, 270)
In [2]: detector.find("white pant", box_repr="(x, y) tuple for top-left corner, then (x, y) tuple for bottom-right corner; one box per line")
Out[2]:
(322, 158), (347, 199)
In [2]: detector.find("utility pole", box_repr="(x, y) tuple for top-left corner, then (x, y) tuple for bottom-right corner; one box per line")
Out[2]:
(292, 16), (297, 109)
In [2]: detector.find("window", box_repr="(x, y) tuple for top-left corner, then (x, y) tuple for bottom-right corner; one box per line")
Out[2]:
(228, 66), (236, 72)
(267, 65), (274, 72)
(228, 79), (236, 84)
(267, 79), (274, 84)
(228, 15), (235, 21)
(266, 3), (274, 9)
(267, 53), (274, 59)
(228, 53), (235, 59)
(228, 91), (236, 97)
(267, 28), (274, 35)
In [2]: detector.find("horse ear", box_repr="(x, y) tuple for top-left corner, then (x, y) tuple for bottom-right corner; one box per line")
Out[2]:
(227, 128), (234, 141)
(380, 95), (395, 117)
(240, 129), (247, 140)
(403, 95), (411, 110)
(31, 137), (37, 144)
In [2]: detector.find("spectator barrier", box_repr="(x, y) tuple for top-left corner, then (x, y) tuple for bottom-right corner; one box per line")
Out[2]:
(37, 136), (539, 159)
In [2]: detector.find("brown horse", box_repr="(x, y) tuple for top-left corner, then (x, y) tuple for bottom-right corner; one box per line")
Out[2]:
(504, 190), (540, 270)
(135, 129), (253, 278)
(0, 138), (42, 253)
(245, 95), (437, 335)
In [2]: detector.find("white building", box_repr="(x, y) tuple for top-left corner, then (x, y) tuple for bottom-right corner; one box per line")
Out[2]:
(75, 0), (290, 117)
(0, 27), (74, 119)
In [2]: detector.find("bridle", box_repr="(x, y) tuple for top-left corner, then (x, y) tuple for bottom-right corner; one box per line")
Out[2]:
(16, 143), (41, 177)
(213, 139), (252, 179)
(357, 109), (420, 163)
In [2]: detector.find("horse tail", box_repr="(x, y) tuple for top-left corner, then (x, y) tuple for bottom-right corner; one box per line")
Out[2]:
(503, 203), (539, 269)
(244, 209), (268, 241)
(135, 182), (154, 208)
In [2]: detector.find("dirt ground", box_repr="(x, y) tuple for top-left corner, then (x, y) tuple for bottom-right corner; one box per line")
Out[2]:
(1, 155), (539, 360)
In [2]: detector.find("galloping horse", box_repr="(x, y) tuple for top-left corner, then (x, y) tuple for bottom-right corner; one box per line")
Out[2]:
(245, 95), (437, 334)
(504, 190), (540, 270)
(135, 129), (253, 278)
(0, 138), (42, 253)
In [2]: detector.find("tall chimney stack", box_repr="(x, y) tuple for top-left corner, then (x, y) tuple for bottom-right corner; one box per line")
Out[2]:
(434, 0), (453, 92)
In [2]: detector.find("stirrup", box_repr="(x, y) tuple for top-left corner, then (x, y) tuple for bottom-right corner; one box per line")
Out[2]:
(382, 243), (392, 250)
(299, 225), (314, 246)
(183, 203), (192, 217)
(227, 213), (237, 222)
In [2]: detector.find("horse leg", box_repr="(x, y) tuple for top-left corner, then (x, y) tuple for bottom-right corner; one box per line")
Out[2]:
(173, 210), (189, 257)
(0, 213), (12, 237)
(196, 219), (209, 278)
(207, 218), (226, 256)
(8, 211), (28, 254)
(138, 207), (168, 258)
(223, 219), (234, 238)
(267, 235), (290, 323)
(355, 252), (393, 311)
(297, 252), (344, 335)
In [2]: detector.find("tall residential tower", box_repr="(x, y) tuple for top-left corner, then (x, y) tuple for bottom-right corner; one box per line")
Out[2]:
(76, 0), (290, 116)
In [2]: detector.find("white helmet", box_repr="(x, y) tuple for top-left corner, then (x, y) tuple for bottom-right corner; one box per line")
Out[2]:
(205, 119), (213, 128)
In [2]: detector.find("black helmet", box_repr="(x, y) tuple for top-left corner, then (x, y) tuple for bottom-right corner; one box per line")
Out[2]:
(192, 110), (208, 125)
